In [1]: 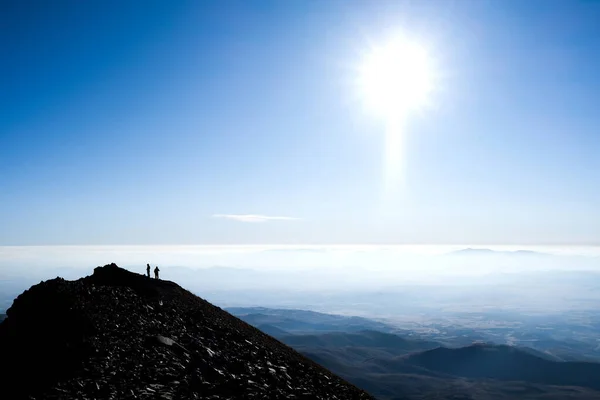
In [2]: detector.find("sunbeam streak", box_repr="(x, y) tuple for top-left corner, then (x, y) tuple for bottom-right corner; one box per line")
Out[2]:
(383, 116), (407, 197)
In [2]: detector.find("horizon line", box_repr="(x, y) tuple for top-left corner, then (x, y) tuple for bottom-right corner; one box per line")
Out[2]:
(1, 243), (599, 247)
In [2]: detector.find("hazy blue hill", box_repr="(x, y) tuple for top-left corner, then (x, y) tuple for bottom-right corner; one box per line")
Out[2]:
(296, 342), (600, 400)
(403, 343), (600, 389)
(237, 313), (323, 332)
(231, 307), (600, 399)
(516, 345), (563, 361)
(0, 313), (5, 322)
(449, 248), (549, 257)
(227, 307), (397, 333)
(277, 330), (441, 372)
(280, 330), (439, 352)
(225, 306), (600, 398)
(255, 323), (290, 337)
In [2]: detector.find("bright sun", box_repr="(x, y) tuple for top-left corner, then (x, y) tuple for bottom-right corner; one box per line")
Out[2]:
(359, 36), (434, 120)
(357, 35), (437, 199)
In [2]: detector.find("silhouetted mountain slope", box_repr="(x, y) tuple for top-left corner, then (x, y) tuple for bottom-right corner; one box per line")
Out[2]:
(403, 343), (600, 389)
(0, 313), (5, 322)
(0, 264), (373, 400)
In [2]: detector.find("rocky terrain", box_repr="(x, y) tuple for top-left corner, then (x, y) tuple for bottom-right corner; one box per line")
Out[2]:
(0, 264), (373, 400)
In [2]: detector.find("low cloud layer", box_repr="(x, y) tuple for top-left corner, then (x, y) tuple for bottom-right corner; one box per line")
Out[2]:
(212, 214), (300, 223)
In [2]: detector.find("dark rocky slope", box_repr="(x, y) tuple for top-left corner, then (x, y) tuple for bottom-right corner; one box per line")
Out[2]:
(0, 264), (374, 400)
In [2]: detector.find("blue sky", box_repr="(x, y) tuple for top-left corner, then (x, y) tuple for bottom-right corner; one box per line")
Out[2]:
(2, 0), (600, 245)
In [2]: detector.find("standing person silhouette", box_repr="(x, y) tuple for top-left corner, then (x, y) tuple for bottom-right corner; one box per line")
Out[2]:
(146, 264), (151, 278)
(154, 266), (160, 279)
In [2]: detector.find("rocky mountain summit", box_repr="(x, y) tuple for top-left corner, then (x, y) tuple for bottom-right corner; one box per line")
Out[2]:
(0, 264), (373, 400)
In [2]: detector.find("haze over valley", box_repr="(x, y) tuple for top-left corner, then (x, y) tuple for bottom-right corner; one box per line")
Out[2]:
(3, 245), (600, 365)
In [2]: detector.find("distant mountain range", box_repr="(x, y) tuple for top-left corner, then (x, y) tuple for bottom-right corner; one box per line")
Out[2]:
(280, 330), (438, 352)
(227, 307), (398, 334)
(448, 248), (550, 257)
(402, 343), (600, 389)
(229, 307), (600, 399)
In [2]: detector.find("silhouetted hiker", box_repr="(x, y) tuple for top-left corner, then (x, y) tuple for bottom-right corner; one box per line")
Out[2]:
(154, 266), (160, 279)
(146, 264), (151, 278)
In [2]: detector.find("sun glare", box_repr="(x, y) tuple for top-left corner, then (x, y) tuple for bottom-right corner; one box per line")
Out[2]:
(357, 35), (436, 201)
(359, 36), (434, 120)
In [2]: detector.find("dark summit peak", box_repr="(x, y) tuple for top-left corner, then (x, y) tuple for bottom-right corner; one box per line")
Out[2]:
(87, 262), (164, 287)
(91, 262), (129, 277)
(0, 263), (372, 400)
(83, 262), (183, 299)
(88, 262), (150, 283)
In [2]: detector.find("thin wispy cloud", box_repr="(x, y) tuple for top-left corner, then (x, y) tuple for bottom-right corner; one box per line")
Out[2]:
(212, 214), (300, 223)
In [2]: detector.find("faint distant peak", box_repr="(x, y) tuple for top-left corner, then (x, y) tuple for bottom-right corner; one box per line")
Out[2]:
(448, 248), (549, 257)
